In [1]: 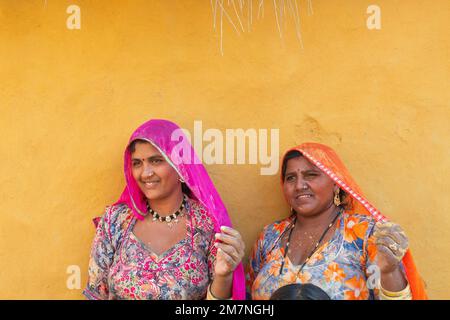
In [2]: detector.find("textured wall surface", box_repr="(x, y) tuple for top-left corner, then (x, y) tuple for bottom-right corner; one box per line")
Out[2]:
(0, 0), (448, 299)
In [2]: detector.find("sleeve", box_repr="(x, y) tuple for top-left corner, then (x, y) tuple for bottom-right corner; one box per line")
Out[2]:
(245, 229), (266, 300)
(363, 222), (381, 299)
(207, 236), (218, 282)
(83, 208), (115, 300)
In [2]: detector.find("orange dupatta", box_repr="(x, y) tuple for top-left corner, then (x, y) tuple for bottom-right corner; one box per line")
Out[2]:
(282, 142), (428, 300)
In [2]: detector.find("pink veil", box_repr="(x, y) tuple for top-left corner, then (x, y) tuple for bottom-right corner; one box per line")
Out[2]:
(114, 119), (245, 300)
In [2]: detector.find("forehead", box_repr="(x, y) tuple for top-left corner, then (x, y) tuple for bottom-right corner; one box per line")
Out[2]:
(285, 156), (318, 172)
(130, 141), (162, 157)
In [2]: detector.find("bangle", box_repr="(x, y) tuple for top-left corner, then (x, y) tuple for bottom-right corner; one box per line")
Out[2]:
(379, 284), (412, 300)
(206, 284), (232, 300)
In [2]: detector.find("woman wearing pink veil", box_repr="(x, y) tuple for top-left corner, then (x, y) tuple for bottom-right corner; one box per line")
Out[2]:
(83, 119), (246, 300)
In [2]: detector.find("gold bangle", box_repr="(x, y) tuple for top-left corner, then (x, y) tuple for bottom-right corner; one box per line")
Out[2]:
(379, 284), (412, 300)
(206, 284), (232, 300)
(381, 283), (410, 297)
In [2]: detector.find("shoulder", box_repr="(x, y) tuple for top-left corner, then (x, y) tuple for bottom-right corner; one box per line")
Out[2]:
(253, 216), (293, 252)
(342, 211), (377, 227)
(100, 203), (134, 237)
(341, 211), (377, 242)
(187, 197), (216, 234)
(261, 216), (293, 238)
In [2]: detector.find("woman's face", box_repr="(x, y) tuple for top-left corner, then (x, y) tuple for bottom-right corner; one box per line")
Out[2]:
(283, 156), (337, 217)
(130, 141), (181, 201)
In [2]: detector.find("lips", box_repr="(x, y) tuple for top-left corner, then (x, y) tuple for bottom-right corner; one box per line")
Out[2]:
(142, 180), (160, 188)
(295, 194), (314, 199)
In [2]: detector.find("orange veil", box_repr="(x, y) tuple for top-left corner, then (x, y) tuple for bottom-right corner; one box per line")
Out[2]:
(282, 142), (427, 300)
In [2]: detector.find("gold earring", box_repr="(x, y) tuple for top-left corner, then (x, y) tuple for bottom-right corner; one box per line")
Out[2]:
(334, 189), (341, 206)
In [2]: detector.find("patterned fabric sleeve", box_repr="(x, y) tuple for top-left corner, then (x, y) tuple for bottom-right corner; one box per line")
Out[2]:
(362, 219), (380, 299)
(207, 237), (218, 282)
(83, 207), (115, 300)
(245, 228), (266, 300)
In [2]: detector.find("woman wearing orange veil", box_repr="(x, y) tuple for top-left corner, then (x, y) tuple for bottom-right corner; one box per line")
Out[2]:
(246, 143), (427, 300)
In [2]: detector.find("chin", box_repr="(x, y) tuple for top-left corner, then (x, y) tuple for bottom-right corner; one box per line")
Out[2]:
(141, 189), (163, 201)
(293, 205), (317, 216)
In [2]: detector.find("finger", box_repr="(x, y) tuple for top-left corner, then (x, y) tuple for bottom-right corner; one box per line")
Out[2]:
(216, 247), (238, 267)
(373, 229), (408, 247)
(374, 224), (408, 245)
(375, 237), (404, 259)
(377, 244), (403, 262)
(220, 226), (242, 239)
(215, 243), (240, 263)
(215, 232), (243, 251)
(375, 222), (405, 235)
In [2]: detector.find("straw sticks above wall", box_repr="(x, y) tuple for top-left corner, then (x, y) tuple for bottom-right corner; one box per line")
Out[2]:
(210, 0), (313, 55)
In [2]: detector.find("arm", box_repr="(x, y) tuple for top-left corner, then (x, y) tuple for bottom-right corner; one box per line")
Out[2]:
(83, 208), (115, 300)
(207, 226), (245, 300)
(366, 221), (411, 299)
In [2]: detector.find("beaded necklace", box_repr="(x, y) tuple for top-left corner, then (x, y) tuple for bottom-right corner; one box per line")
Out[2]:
(146, 194), (187, 228)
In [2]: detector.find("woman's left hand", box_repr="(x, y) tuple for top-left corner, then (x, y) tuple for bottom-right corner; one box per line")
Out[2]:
(373, 221), (409, 274)
(214, 226), (245, 277)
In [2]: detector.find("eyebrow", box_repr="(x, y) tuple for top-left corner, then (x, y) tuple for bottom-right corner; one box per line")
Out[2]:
(285, 169), (321, 176)
(131, 155), (164, 162)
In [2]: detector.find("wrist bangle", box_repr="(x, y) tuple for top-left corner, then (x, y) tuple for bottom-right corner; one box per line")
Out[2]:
(206, 284), (232, 300)
(381, 283), (410, 297)
(379, 283), (412, 300)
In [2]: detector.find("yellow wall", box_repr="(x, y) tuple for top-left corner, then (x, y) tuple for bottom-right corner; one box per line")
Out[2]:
(0, 0), (448, 299)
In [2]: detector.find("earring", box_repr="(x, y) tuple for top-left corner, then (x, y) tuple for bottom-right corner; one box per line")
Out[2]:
(179, 177), (185, 183)
(334, 189), (341, 206)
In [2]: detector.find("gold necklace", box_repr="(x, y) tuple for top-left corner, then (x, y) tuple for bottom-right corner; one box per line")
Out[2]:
(279, 209), (342, 275)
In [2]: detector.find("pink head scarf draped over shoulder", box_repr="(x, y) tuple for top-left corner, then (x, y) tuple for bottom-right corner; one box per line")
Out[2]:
(114, 119), (245, 300)
(282, 142), (428, 300)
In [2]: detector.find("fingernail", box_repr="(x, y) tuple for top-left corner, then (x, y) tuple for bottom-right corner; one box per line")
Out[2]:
(221, 226), (229, 231)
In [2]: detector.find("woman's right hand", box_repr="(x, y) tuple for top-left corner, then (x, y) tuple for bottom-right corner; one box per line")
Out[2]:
(214, 226), (245, 277)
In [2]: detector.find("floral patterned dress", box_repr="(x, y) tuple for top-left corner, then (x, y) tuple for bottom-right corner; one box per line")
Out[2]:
(246, 211), (404, 300)
(83, 198), (217, 300)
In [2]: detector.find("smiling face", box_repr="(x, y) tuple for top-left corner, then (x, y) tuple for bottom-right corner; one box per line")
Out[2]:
(283, 155), (338, 218)
(130, 140), (182, 201)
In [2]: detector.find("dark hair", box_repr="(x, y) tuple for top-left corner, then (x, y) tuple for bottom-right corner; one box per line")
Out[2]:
(281, 150), (303, 181)
(281, 150), (350, 209)
(270, 283), (331, 300)
(128, 139), (149, 154)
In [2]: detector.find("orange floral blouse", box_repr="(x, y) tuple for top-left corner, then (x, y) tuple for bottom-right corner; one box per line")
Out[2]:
(246, 211), (401, 300)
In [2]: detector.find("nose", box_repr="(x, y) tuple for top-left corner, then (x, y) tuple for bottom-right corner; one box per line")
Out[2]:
(294, 177), (308, 191)
(141, 163), (154, 178)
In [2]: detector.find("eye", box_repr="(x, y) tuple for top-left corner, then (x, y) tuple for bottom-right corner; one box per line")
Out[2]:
(132, 160), (142, 168)
(305, 172), (319, 179)
(151, 158), (163, 164)
(285, 175), (295, 182)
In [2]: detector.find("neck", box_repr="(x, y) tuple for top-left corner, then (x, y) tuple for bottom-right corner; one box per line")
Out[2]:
(295, 203), (340, 230)
(147, 190), (184, 215)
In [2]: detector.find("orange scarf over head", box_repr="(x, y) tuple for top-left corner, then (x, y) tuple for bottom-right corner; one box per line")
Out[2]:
(282, 142), (427, 300)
